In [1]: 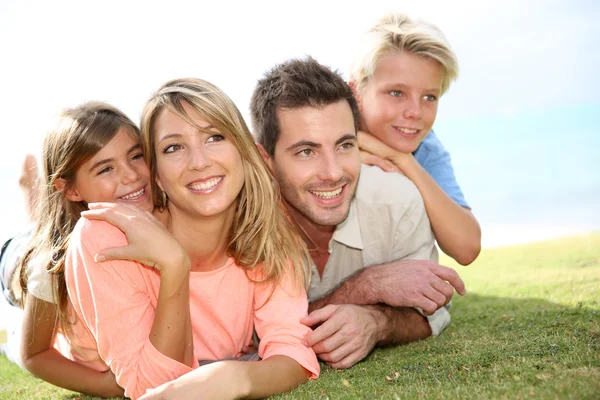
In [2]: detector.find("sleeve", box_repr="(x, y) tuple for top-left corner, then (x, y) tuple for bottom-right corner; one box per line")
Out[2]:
(415, 302), (452, 336)
(413, 130), (470, 208)
(253, 271), (320, 379)
(391, 188), (438, 263)
(26, 253), (55, 304)
(66, 219), (198, 400)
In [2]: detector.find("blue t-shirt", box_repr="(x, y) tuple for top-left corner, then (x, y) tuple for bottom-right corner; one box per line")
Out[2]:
(413, 130), (469, 208)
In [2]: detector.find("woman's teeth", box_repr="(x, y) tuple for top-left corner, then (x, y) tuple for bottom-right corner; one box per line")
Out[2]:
(188, 177), (223, 191)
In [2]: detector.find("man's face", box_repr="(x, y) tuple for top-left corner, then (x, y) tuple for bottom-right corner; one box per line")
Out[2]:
(356, 51), (443, 153)
(265, 100), (361, 228)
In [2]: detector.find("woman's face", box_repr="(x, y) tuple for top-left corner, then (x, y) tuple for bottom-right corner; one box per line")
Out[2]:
(356, 51), (444, 153)
(67, 128), (153, 212)
(153, 102), (245, 219)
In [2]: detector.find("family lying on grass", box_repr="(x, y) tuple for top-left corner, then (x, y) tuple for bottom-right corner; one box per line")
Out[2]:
(0, 12), (480, 399)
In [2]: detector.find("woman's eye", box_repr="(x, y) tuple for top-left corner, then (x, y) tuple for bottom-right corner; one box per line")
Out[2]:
(390, 90), (402, 97)
(163, 144), (183, 154)
(207, 134), (225, 143)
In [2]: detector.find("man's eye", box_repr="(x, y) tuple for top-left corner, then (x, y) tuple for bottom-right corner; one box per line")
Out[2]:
(297, 149), (313, 157)
(340, 142), (355, 150)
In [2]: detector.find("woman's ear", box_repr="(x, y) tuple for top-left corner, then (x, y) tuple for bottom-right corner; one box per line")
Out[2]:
(55, 178), (83, 202)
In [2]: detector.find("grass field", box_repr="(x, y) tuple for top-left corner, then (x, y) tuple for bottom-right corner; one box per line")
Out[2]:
(1, 233), (599, 399)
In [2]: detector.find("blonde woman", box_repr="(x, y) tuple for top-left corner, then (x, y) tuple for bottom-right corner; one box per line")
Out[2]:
(64, 78), (319, 400)
(350, 12), (481, 265)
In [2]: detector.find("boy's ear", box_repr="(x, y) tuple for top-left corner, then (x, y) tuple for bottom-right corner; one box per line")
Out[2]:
(348, 80), (363, 108)
(256, 143), (274, 172)
(55, 178), (83, 202)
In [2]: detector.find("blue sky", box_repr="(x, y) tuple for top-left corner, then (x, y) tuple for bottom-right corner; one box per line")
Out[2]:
(0, 0), (598, 244)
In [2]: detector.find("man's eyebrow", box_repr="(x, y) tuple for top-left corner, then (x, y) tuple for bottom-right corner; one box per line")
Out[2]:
(335, 134), (357, 146)
(286, 140), (322, 152)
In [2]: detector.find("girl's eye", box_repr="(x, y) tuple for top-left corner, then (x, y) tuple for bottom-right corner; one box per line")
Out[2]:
(163, 144), (183, 154)
(390, 90), (402, 97)
(132, 152), (144, 161)
(207, 134), (225, 143)
(97, 166), (113, 175)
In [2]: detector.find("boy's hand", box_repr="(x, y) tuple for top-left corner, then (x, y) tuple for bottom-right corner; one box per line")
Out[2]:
(358, 131), (411, 172)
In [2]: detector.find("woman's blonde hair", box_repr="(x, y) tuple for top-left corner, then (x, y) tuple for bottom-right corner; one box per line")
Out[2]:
(141, 78), (310, 292)
(18, 102), (141, 335)
(350, 12), (459, 95)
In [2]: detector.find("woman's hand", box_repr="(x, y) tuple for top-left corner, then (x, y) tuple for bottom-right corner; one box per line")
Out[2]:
(81, 202), (190, 275)
(139, 361), (248, 400)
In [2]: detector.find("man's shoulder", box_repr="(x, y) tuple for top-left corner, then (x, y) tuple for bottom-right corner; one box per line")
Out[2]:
(355, 165), (422, 207)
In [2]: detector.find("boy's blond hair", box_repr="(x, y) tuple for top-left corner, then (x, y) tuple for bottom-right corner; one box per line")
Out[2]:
(350, 12), (459, 95)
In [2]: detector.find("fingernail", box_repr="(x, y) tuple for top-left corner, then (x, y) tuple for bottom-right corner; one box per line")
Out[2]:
(95, 254), (106, 262)
(301, 339), (308, 347)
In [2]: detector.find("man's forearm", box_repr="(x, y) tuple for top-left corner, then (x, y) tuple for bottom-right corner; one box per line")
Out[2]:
(309, 267), (379, 312)
(371, 305), (432, 346)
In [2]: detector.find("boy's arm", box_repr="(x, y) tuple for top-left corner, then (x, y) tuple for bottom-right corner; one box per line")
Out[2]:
(358, 131), (481, 265)
(20, 293), (124, 397)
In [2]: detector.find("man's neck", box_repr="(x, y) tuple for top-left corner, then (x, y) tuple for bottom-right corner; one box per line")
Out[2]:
(284, 200), (336, 277)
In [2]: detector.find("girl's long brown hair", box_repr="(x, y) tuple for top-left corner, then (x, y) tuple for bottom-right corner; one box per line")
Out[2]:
(18, 102), (141, 336)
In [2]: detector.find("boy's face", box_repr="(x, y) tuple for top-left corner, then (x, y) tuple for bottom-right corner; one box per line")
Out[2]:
(356, 51), (444, 153)
(262, 100), (360, 228)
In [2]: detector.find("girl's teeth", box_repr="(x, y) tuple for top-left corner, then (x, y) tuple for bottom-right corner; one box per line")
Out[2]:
(121, 188), (144, 200)
(311, 187), (343, 199)
(188, 177), (222, 191)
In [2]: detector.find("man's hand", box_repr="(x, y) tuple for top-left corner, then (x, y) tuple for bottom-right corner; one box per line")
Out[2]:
(300, 304), (383, 369)
(370, 260), (466, 315)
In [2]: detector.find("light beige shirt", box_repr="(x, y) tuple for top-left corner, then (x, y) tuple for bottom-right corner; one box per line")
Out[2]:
(307, 165), (450, 335)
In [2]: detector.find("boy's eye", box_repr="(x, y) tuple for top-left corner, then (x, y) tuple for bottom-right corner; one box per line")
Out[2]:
(424, 94), (438, 101)
(207, 134), (225, 143)
(390, 90), (402, 97)
(163, 143), (183, 154)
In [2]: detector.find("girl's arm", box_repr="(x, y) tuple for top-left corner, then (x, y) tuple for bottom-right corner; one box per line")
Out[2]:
(139, 356), (307, 400)
(67, 211), (195, 399)
(358, 131), (481, 265)
(20, 293), (124, 398)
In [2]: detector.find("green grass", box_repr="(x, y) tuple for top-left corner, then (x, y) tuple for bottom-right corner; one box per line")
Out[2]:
(2, 234), (599, 399)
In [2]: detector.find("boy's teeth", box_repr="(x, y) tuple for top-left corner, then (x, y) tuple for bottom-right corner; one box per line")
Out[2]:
(398, 127), (418, 134)
(188, 177), (222, 191)
(121, 188), (145, 200)
(311, 187), (343, 199)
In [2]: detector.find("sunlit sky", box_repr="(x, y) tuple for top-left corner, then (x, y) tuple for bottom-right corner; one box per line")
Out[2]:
(1, 0), (598, 244)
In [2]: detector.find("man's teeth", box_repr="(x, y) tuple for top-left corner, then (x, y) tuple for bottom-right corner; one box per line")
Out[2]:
(121, 188), (145, 200)
(311, 187), (343, 199)
(397, 127), (418, 134)
(188, 177), (222, 191)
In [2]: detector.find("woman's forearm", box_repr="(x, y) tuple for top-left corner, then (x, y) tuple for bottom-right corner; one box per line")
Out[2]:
(393, 155), (481, 265)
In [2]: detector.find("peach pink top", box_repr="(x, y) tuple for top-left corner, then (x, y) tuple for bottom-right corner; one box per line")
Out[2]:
(64, 218), (319, 400)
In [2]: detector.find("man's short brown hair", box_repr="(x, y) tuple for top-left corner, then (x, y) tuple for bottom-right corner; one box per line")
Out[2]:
(250, 57), (360, 157)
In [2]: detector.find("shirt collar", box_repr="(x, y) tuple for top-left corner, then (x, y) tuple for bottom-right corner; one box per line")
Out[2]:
(329, 198), (363, 251)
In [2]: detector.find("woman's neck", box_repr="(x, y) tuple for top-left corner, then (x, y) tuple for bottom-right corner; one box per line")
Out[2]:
(156, 205), (235, 272)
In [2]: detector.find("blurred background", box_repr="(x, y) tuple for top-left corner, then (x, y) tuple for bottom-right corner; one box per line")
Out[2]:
(1, 0), (598, 247)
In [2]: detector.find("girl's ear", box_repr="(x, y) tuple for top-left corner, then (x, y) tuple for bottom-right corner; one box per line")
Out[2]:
(55, 178), (83, 202)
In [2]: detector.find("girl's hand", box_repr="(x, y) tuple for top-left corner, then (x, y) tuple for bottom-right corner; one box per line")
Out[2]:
(81, 202), (190, 275)
(139, 361), (248, 400)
